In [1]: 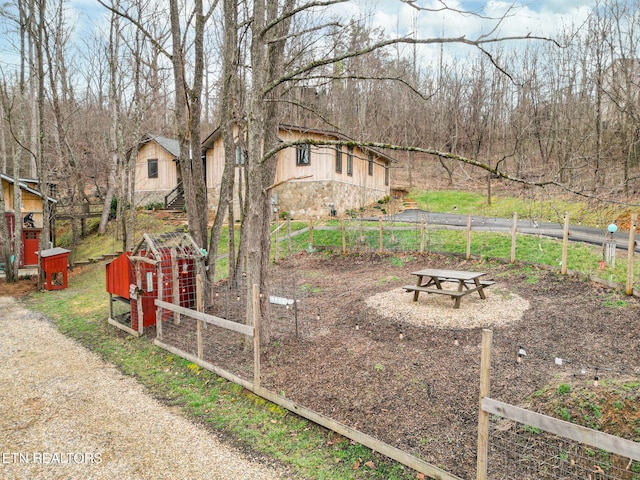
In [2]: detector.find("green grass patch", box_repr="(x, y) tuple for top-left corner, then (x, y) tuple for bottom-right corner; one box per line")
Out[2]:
(408, 189), (621, 227)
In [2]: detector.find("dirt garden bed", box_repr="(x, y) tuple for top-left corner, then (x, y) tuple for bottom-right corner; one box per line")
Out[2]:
(253, 253), (640, 479)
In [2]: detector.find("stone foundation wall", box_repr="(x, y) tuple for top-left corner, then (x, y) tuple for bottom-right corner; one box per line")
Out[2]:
(274, 181), (387, 219)
(273, 181), (384, 218)
(133, 191), (169, 208)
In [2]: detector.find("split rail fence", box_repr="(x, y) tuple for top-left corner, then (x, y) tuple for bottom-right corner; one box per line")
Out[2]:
(154, 279), (462, 480)
(151, 277), (640, 480)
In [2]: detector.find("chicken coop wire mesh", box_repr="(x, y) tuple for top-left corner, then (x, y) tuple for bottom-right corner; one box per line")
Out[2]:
(135, 231), (204, 334)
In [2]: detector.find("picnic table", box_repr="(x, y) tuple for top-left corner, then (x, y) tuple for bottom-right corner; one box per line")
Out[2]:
(403, 268), (494, 309)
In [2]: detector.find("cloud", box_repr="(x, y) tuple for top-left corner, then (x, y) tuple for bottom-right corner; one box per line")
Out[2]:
(340, 0), (596, 40)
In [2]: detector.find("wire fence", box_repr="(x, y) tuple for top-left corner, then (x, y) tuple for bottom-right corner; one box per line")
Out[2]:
(488, 419), (640, 479)
(122, 223), (640, 479)
(273, 215), (639, 291)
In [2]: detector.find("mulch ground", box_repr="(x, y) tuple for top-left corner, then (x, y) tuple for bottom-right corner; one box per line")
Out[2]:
(253, 253), (640, 478)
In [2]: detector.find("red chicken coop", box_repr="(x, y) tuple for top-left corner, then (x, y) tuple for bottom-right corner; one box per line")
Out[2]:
(105, 232), (205, 336)
(40, 247), (71, 291)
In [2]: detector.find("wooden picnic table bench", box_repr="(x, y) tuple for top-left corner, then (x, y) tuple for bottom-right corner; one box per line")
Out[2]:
(403, 268), (494, 309)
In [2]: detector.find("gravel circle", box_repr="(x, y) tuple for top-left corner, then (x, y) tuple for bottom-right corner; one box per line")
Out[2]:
(365, 285), (530, 329)
(0, 297), (288, 480)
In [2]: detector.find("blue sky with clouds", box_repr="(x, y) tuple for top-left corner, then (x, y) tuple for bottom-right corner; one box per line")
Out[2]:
(337, 0), (598, 39)
(0, 0), (599, 77)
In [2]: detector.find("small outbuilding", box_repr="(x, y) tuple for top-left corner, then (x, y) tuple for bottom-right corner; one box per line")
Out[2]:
(39, 247), (70, 291)
(106, 232), (204, 336)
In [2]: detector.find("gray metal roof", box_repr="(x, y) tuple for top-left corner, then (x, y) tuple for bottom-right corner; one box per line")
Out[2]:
(147, 135), (180, 158)
(0, 174), (58, 203)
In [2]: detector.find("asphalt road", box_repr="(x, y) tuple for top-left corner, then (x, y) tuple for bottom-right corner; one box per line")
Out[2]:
(379, 209), (640, 253)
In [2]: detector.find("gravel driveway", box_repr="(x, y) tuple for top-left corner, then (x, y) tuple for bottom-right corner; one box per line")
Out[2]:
(0, 297), (288, 480)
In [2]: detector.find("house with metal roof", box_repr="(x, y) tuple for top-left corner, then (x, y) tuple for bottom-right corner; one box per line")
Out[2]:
(131, 134), (183, 209)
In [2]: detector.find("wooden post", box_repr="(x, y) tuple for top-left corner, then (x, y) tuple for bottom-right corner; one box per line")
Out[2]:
(420, 216), (425, 254)
(287, 214), (292, 259)
(561, 212), (569, 275)
(309, 219), (314, 248)
(466, 214), (472, 260)
(476, 328), (493, 480)
(626, 214), (637, 296)
(136, 265), (144, 336)
(171, 248), (180, 324)
(196, 274), (203, 359)
(341, 219), (346, 255)
(510, 212), (518, 264)
(252, 284), (261, 389)
(274, 214), (279, 262)
(379, 215), (383, 254)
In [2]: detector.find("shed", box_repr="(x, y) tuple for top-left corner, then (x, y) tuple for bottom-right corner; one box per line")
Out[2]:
(39, 247), (71, 291)
(106, 232), (204, 336)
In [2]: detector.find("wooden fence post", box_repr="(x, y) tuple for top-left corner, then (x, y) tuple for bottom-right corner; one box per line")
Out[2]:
(379, 215), (383, 254)
(287, 215), (292, 259)
(476, 328), (493, 480)
(274, 215), (279, 262)
(196, 274), (203, 359)
(171, 248), (180, 324)
(510, 212), (518, 264)
(466, 214), (472, 260)
(341, 219), (346, 255)
(561, 213), (569, 275)
(627, 214), (637, 296)
(420, 216), (425, 254)
(252, 284), (261, 389)
(309, 219), (314, 248)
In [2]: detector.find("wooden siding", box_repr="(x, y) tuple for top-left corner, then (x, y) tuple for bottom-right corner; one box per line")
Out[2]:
(2, 178), (46, 228)
(275, 130), (388, 192)
(135, 141), (179, 192)
(204, 129), (390, 194)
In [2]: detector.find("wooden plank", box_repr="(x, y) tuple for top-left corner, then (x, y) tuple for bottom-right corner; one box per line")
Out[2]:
(411, 269), (485, 280)
(465, 214), (471, 260)
(476, 329), (492, 480)
(482, 397), (640, 462)
(252, 284), (260, 389)
(196, 274), (203, 359)
(510, 212), (517, 264)
(627, 214), (637, 296)
(402, 286), (467, 297)
(130, 255), (157, 266)
(108, 317), (140, 337)
(171, 248), (180, 324)
(154, 299), (254, 336)
(561, 213), (569, 275)
(440, 279), (495, 287)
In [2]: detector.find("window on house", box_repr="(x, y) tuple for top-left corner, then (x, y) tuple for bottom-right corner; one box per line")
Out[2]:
(368, 153), (374, 176)
(235, 145), (246, 165)
(335, 146), (342, 173)
(148, 159), (158, 179)
(296, 144), (310, 165)
(346, 146), (353, 176)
